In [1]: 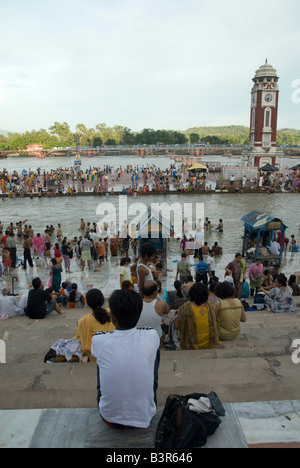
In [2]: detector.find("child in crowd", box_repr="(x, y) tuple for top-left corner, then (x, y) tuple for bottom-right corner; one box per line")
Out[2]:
(2, 248), (11, 276)
(119, 257), (132, 288)
(67, 283), (86, 308)
(54, 243), (61, 258)
(59, 281), (71, 306)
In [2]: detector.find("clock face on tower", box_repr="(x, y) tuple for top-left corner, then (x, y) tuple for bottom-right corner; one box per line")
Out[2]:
(265, 93), (273, 103)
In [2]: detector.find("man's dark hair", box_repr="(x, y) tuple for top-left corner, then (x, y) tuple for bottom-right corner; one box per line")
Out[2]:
(142, 280), (158, 297)
(215, 281), (235, 299)
(189, 282), (209, 305)
(140, 242), (156, 259)
(109, 289), (143, 329)
(32, 277), (42, 289)
(276, 273), (287, 287)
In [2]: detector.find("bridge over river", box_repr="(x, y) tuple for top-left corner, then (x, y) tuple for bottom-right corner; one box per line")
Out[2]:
(1, 144), (299, 159)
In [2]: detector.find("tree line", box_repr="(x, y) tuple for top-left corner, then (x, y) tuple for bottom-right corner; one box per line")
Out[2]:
(0, 122), (299, 151)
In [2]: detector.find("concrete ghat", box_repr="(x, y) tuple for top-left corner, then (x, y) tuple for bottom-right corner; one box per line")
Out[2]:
(1, 402), (300, 448)
(0, 409), (42, 448)
(233, 401), (300, 445)
(0, 252), (299, 448)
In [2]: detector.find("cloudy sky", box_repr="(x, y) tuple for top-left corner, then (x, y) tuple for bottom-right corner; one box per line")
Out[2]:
(0, 0), (299, 133)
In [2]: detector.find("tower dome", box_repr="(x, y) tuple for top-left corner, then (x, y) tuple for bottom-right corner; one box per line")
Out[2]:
(253, 59), (278, 80)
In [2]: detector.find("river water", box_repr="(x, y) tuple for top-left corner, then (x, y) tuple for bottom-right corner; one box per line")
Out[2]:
(0, 155), (299, 256)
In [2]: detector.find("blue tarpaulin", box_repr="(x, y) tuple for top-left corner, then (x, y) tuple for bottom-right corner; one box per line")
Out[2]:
(241, 210), (287, 232)
(241, 211), (288, 264)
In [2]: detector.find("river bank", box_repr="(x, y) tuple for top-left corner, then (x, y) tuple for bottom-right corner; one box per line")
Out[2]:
(2, 186), (299, 198)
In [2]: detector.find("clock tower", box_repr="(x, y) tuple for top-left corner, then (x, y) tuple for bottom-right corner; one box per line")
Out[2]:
(247, 60), (281, 168)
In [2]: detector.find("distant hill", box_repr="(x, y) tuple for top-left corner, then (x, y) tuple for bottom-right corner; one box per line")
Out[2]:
(0, 129), (9, 137)
(183, 125), (300, 145)
(184, 125), (249, 136)
(183, 125), (249, 145)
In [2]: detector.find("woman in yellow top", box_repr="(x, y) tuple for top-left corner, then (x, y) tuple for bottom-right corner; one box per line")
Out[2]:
(175, 282), (219, 349)
(214, 282), (246, 341)
(76, 288), (115, 362)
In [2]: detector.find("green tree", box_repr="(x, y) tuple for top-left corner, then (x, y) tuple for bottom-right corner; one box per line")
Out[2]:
(190, 133), (200, 144)
(92, 136), (103, 147)
(173, 131), (188, 144)
(95, 123), (113, 145)
(0, 134), (8, 151)
(49, 122), (73, 145)
(121, 127), (135, 145)
(7, 132), (27, 150)
(106, 138), (117, 146)
(112, 125), (126, 145)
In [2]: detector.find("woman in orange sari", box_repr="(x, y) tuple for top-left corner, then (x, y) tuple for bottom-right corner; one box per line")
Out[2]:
(76, 289), (115, 362)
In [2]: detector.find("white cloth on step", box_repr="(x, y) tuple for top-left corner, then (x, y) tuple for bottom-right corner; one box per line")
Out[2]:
(51, 339), (82, 361)
(187, 397), (212, 414)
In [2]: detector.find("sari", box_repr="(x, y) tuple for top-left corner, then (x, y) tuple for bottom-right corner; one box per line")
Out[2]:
(176, 301), (219, 350)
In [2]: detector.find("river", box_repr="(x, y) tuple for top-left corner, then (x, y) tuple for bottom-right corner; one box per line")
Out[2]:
(0, 155), (299, 256)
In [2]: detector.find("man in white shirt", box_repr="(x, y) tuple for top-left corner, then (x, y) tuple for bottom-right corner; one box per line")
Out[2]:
(207, 250), (216, 277)
(91, 289), (160, 429)
(89, 230), (99, 260)
(80, 235), (92, 270)
(0, 287), (22, 317)
(268, 240), (281, 255)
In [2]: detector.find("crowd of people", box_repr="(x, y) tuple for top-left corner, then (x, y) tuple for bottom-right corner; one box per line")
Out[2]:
(1, 163), (299, 198)
(0, 210), (299, 430)
(0, 163), (200, 197)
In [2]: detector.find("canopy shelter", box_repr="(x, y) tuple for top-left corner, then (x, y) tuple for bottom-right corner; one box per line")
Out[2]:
(136, 207), (172, 276)
(259, 163), (278, 172)
(188, 163), (208, 171)
(241, 210), (288, 265)
(289, 164), (300, 171)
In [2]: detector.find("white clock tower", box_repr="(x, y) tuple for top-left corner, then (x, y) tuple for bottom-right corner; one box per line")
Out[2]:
(247, 60), (282, 168)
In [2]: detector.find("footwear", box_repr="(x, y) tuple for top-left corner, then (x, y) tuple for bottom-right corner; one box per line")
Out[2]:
(207, 391), (225, 417)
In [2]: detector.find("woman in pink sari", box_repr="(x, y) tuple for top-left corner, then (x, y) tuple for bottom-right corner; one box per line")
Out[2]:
(32, 233), (45, 265)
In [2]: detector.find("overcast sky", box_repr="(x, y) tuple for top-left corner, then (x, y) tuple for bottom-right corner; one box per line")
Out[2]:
(0, 0), (299, 134)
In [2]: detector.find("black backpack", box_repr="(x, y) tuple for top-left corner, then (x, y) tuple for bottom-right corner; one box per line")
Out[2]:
(155, 393), (224, 448)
